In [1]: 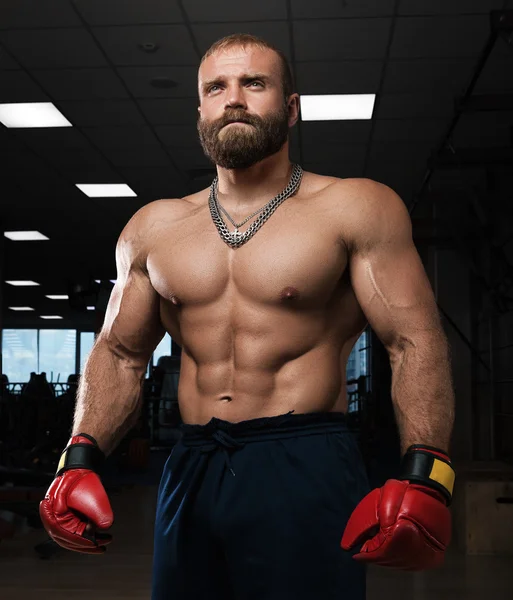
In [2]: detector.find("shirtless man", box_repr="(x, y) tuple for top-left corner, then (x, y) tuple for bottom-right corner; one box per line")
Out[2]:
(40, 34), (455, 600)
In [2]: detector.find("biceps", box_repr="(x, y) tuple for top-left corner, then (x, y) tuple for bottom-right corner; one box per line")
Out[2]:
(350, 242), (441, 350)
(100, 270), (165, 364)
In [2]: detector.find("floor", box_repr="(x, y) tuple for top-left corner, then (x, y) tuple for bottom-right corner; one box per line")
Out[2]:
(0, 440), (513, 600)
(1, 482), (512, 600)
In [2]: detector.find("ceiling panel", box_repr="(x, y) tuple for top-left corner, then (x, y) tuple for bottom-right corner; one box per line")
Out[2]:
(293, 19), (393, 61)
(0, 69), (49, 102)
(0, 29), (109, 69)
(398, 0), (505, 15)
(0, 0), (82, 28)
(9, 186), (99, 227)
(365, 158), (427, 201)
(137, 98), (199, 124)
(33, 68), (130, 101)
(167, 145), (213, 170)
(58, 100), (146, 127)
(476, 49), (513, 92)
(291, 0), (396, 19)
(89, 197), (149, 227)
(376, 92), (456, 119)
(73, 0), (183, 26)
(117, 66), (198, 98)
(301, 121), (372, 146)
(390, 15), (490, 59)
(0, 130), (58, 176)
(193, 22), (291, 59)
(184, 0), (288, 22)
(43, 148), (117, 173)
(0, 45), (20, 69)
(383, 59), (475, 93)
(154, 124), (202, 147)
(118, 167), (189, 200)
(92, 25), (199, 67)
(372, 118), (448, 142)
(368, 141), (434, 165)
(451, 111), (513, 147)
(295, 61), (382, 95)
(62, 164), (126, 185)
(12, 127), (95, 152)
(102, 146), (175, 168)
(301, 142), (367, 165)
(428, 169), (483, 191)
(82, 125), (161, 150)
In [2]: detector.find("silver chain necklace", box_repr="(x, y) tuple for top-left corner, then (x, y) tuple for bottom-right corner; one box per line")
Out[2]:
(209, 164), (303, 249)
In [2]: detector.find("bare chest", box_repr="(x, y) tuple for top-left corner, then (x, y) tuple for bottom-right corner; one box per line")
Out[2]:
(146, 192), (348, 309)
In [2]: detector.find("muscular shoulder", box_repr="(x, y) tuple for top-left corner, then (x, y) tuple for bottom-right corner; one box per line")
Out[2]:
(329, 178), (412, 254)
(117, 198), (187, 269)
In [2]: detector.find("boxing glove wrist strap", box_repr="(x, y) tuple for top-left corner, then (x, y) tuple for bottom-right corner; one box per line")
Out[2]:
(399, 444), (455, 506)
(56, 433), (105, 477)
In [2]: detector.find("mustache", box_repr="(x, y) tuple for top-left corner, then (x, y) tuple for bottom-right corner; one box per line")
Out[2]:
(213, 112), (260, 129)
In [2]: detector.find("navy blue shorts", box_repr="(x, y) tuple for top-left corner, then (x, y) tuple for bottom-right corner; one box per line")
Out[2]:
(151, 411), (371, 600)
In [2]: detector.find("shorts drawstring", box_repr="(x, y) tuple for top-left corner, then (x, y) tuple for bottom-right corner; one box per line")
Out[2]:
(199, 429), (246, 476)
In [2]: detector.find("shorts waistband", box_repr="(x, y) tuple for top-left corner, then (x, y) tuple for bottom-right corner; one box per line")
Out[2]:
(179, 410), (348, 447)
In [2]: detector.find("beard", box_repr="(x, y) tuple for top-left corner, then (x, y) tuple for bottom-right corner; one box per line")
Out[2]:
(197, 102), (290, 170)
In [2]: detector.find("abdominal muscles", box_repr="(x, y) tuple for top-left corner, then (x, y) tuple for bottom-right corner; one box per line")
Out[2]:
(173, 287), (358, 424)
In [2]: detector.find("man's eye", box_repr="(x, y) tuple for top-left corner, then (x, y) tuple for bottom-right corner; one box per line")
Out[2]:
(249, 81), (262, 87)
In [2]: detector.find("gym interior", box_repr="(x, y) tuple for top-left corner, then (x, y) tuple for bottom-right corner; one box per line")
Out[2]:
(1, 1), (513, 599)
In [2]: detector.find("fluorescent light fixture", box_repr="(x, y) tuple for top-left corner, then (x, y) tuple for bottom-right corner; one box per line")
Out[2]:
(46, 295), (69, 300)
(8, 307), (35, 311)
(40, 315), (63, 320)
(110, 280), (117, 285)
(300, 94), (376, 121)
(0, 102), (72, 128)
(87, 306), (96, 311)
(5, 280), (40, 287)
(4, 231), (49, 241)
(76, 184), (136, 198)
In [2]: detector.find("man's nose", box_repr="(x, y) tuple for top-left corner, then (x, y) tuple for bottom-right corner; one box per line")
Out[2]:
(225, 85), (247, 110)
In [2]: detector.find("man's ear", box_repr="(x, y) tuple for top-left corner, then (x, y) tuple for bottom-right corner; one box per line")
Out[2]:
(287, 93), (300, 128)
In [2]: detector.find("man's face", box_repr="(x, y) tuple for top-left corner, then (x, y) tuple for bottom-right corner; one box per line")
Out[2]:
(197, 46), (295, 169)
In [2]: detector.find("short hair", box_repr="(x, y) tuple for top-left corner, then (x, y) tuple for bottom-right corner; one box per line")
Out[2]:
(200, 33), (295, 100)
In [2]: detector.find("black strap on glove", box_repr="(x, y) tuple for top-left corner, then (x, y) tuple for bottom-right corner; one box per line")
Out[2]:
(56, 433), (106, 477)
(399, 444), (455, 506)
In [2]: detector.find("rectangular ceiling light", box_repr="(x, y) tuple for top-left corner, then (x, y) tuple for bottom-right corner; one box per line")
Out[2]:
(5, 280), (40, 287)
(300, 94), (376, 121)
(40, 315), (63, 320)
(76, 184), (137, 198)
(8, 307), (35, 311)
(46, 295), (69, 300)
(4, 231), (49, 241)
(0, 102), (72, 128)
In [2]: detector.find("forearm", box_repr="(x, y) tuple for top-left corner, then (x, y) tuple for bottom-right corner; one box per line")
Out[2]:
(389, 330), (455, 456)
(72, 338), (147, 456)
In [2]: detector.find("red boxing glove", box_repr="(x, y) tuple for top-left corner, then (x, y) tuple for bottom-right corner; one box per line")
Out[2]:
(39, 434), (114, 554)
(341, 445), (455, 571)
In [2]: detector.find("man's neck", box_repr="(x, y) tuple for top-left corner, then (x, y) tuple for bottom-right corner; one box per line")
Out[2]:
(215, 151), (293, 210)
